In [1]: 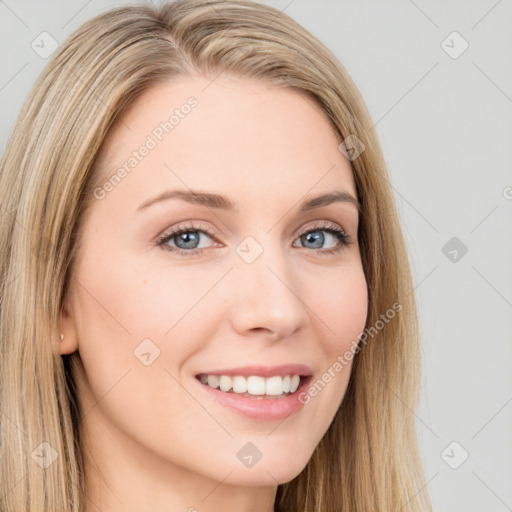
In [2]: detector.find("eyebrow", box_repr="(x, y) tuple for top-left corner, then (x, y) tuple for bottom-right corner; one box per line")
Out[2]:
(136, 189), (361, 214)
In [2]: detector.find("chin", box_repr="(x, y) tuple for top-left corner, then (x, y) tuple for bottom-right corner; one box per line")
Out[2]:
(213, 449), (312, 487)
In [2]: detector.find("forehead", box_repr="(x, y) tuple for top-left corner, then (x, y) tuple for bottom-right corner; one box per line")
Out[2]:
(91, 76), (357, 209)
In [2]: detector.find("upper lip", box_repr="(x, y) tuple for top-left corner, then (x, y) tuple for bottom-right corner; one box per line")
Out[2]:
(196, 364), (313, 378)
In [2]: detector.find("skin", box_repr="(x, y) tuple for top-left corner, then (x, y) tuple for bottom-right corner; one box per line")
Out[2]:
(60, 75), (368, 512)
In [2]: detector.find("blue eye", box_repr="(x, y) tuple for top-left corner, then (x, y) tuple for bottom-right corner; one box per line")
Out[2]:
(294, 225), (351, 253)
(156, 221), (352, 256)
(156, 222), (215, 255)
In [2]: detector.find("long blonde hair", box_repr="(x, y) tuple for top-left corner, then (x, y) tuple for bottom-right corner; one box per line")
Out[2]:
(0, 1), (431, 510)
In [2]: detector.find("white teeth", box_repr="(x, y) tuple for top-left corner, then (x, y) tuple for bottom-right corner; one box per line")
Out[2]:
(199, 374), (303, 396)
(232, 375), (248, 393)
(247, 376), (266, 395)
(207, 375), (219, 388)
(219, 375), (232, 392)
(265, 376), (283, 395)
(290, 375), (300, 393)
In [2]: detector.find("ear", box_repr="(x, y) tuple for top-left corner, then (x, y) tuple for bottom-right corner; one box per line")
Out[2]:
(59, 296), (79, 355)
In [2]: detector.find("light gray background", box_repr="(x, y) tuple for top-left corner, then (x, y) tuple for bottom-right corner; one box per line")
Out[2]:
(1, 1), (511, 510)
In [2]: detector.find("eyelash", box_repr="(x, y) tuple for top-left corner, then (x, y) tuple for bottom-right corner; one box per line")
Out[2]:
(156, 221), (353, 256)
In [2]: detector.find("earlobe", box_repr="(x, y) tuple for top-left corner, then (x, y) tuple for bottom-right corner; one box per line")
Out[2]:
(59, 331), (79, 355)
(59, 304), (79, 355)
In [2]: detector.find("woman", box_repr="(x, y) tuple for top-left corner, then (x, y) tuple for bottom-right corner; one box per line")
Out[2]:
(0, 1), (431, 510)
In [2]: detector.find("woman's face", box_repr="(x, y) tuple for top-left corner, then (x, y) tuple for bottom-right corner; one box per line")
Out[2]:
(62, 76), (368, 492)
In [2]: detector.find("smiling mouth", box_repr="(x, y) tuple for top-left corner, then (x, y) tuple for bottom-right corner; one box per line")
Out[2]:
(195, 373), (311, 398)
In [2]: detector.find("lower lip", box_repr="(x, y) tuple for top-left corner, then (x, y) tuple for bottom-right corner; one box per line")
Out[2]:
(194, 376), (312, 421)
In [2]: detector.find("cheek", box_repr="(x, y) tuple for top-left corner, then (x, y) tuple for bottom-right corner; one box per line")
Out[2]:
(70, 251), (225, 402)
(307, 262), (368, 354)
(74, 241), (219, 341)
(304, 262), (367, 396)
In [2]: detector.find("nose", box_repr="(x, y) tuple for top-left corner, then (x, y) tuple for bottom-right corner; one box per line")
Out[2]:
(227, 243), (309, 340)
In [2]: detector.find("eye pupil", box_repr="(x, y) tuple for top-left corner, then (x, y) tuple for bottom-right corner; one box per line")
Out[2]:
(176, 231), (200, 249)
(302, 231), (324, 249)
